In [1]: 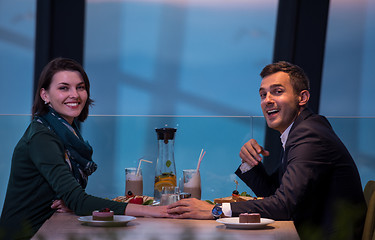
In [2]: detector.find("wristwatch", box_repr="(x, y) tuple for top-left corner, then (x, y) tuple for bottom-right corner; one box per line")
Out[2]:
(212, 203), (223, 219)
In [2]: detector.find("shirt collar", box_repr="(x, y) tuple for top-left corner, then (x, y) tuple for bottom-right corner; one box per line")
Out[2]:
(280, 122), (294, 149)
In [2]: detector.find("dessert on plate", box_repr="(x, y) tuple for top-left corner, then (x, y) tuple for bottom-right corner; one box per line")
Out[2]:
(239, 213), (261, 223)
(92, 208), (114, 221)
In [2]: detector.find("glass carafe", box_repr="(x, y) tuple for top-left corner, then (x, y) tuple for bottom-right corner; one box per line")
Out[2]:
(154, 128), (177, 202)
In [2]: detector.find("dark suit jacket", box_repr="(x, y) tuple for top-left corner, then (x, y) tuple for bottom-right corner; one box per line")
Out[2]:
(234, 108), (366, 239)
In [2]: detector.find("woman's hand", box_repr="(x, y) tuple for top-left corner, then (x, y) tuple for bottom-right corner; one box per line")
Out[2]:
(125, 203), (170, 218)
(51, 199), (72, 213)
(166, 198), (214, 219)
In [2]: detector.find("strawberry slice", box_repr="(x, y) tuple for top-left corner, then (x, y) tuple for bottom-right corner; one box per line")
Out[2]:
(129, 197), (143, 204)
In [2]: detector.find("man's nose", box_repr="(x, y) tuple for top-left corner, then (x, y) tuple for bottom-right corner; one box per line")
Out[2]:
(264, 92), (274, 103)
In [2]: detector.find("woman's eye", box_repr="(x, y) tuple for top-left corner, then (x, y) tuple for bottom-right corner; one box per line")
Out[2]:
(59, 86), (68, 91)
(77, 85), (86, 90)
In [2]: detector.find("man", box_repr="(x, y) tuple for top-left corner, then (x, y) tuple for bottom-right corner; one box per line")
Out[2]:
(167, 61), (366, 239)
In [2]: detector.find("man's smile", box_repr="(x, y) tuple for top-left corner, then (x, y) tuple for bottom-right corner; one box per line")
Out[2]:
(266, 108), (280, 117)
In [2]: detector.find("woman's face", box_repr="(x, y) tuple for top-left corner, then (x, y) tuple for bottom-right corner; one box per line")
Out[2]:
(40, 70), (88, 124)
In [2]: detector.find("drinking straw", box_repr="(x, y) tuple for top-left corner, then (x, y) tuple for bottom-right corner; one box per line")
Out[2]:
(196, 149), (206, 172)
(137, 158), (153, 176)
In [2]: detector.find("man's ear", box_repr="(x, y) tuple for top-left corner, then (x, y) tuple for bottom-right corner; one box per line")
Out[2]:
(298, 90), (310, 107)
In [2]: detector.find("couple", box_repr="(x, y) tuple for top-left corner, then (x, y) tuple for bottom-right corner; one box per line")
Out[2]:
(0, 58), (366, 240)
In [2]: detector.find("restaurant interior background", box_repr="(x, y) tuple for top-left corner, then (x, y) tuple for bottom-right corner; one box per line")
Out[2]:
(1, 0), (374, 213)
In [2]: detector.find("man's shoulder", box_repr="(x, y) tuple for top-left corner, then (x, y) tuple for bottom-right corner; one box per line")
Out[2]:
(288, 109), (339, 149)
(294, 108), (331, 130)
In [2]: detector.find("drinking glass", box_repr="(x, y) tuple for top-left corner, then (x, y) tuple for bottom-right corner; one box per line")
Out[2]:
(160, 186), (180, 206)
(125, 167), (143, 196)
(183, 169), (201, 199)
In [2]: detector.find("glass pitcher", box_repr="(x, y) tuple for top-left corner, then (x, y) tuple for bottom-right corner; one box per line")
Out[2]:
(154, 128), (177, 202)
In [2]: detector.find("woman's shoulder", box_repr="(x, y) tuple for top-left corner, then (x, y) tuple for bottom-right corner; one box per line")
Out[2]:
(25, 119), (59, 141)
(14, 120), (63, 154)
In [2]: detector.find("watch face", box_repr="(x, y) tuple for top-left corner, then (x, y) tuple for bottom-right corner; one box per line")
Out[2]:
(212, 204), (223, 218)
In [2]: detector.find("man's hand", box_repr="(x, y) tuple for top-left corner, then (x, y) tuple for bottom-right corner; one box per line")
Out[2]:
(240, 139), (270, 167)
(51, 200), (72, 213)
(166, 198), (214, 219)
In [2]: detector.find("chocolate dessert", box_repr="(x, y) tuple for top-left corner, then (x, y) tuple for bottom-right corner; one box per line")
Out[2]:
(239, 213), (260, 223)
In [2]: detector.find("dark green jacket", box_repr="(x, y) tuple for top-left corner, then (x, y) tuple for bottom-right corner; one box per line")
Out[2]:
(0, 120), (127, 239)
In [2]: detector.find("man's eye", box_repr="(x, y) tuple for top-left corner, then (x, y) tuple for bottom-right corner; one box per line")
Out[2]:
(274, 89), (284, 95)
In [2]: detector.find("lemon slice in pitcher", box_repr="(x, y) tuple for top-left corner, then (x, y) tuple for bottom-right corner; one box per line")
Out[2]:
(154, 180), (175, 192)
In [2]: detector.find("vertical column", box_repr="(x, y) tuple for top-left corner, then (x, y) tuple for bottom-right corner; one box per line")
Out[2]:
(33, 0), (85, 97)
(263, 0), (330, 173)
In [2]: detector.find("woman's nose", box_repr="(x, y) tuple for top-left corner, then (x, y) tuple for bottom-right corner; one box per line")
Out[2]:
(70, 88), (79, 98)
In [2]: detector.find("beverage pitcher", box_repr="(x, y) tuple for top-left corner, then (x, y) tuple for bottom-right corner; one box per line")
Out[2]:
(154, 128), (177, 202)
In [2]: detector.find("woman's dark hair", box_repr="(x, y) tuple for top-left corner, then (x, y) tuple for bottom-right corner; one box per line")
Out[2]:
(32, 57), (94, 122)
(260, 61), (310, 94)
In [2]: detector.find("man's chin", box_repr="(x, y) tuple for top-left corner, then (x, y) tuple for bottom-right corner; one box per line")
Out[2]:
(266, 120), (279, 130)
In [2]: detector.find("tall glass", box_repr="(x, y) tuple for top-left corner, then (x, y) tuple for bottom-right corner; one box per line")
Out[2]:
(183, 169), (201, 199)
(125, 168), (143, 196)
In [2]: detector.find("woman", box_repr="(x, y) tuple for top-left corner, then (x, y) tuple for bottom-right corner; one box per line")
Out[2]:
(0, 58), (167, 239)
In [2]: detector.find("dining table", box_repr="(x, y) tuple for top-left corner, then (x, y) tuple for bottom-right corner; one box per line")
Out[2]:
(32, 212), (300, 240)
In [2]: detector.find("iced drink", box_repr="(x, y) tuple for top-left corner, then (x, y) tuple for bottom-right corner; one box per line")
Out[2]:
(154, 173), (177, 201)
(125, 168), (143, 196)
(183, 169), (201, 200)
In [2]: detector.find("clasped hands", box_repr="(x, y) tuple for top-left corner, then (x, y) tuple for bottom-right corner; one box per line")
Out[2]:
(165, 198), (215, 219)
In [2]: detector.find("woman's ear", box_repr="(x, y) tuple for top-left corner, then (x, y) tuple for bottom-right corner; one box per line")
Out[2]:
(40, 88), (49, 104)
(298, 90), (310, 107)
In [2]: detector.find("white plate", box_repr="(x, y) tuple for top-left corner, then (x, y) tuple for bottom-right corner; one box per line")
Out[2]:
(78, 215), (136, 227)
(216, 217), (275, 229)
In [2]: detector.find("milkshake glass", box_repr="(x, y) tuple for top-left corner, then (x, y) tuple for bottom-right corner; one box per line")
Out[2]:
(183, 169), (201, 199)
(125, 168), (143, 196)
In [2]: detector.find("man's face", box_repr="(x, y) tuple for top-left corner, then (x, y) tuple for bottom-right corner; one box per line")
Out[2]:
(259, 71), (302, 133)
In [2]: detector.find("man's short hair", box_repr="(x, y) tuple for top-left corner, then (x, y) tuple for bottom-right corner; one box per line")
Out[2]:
(260, 61), (310, 94)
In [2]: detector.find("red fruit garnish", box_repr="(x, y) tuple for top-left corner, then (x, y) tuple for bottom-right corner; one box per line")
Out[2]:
(129, 197), (143, 205)
(127, 191), (134, 198)
(99, 208), (110, 212)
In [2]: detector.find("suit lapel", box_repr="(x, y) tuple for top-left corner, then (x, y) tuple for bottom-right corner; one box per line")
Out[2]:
(279, 108), (314, 181)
